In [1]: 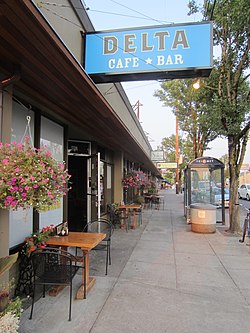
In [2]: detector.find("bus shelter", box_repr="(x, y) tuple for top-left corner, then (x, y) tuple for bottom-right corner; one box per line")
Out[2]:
(184, 157), (226, 225)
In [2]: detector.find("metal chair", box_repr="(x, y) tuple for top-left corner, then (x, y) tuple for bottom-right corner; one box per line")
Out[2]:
(143, 195), (152, 209)
(151, 196), (161, 210)
(83, 219), (114, 275)
(135, 206), (143, 226)
(29, 247), (81, 321)
(107, 204), (121, 228)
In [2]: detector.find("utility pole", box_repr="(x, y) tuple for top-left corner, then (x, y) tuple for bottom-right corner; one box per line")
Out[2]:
(175, 106), (179, 194)
(133, 100), (143, 120)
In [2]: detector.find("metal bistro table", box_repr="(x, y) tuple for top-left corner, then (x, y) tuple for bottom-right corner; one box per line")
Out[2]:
(118, 204), (142, 229)
(46, 231), (105, 299)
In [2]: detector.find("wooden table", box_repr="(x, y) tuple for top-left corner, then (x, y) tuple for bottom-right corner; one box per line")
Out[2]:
(144, 195), (152, 209)
(151, 195), (164, 210)
(118, 204), (142, 229)
(46, 231), (105, 299)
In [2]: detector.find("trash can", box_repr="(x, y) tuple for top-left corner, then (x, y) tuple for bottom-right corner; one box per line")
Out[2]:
(190, 203), (216, 233)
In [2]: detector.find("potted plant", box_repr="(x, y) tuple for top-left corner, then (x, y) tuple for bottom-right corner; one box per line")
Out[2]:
(0, 137), (71, 212)
(23, 224), (55, 256)
(122, 171), (141, 189)
(0, 297), (22, 333)
(14, 225), (55, 297)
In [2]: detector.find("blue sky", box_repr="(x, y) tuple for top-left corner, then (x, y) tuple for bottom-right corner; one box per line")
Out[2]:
(85, 0), (249, 163)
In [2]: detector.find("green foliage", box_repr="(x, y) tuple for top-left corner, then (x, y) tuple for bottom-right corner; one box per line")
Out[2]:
(161, 134), (195, 164)
(3, 297), (22, 318)
(154, 78), (219, 158)
(188, 0), (250, 233)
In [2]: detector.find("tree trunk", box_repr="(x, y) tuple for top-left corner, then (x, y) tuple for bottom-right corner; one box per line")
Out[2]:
(228, 137), (241, 233)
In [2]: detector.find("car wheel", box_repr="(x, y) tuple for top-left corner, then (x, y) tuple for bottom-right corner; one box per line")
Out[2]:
(247, 194), (250, 201)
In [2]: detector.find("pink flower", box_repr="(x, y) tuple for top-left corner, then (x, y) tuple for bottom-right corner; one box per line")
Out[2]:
(0, 140), (71, 211)
(58, 163), (64, 170)
(10, 200), (18, 207)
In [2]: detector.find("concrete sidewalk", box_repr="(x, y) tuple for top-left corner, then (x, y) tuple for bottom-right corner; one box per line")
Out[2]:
(19, 190), (250, 333)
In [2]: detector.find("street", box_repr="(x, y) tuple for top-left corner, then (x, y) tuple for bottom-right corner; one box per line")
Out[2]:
(239, 198), (250, 209)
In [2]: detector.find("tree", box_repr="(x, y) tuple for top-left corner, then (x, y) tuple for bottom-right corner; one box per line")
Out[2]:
(161, 134), (194, 164)
(188, 0), (250, 233)
(154, 79), (219, 158)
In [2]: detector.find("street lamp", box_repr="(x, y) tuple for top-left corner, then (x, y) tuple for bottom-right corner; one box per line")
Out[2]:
(193, 79), (200, 90)
(193, 78), (217, 91)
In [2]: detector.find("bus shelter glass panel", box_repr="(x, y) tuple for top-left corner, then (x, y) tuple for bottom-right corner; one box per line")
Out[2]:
(184, 157), (225, 224)
(191, 168), (222, 205)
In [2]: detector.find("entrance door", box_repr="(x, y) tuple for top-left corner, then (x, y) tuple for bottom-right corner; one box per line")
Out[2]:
(67, 152), (101, 231)
(87, 152), (101, 221)
(68, 155), (88, 231)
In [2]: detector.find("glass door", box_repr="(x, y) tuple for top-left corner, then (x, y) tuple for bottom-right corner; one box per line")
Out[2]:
(87, 152), (101, 221)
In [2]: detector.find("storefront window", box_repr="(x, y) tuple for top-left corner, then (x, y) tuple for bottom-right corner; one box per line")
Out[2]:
(39, 117), (64, 228)
(9, 102), (34, 247)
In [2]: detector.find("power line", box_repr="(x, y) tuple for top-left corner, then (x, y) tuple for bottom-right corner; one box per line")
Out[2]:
(109, 0), (174, 24)
(38, 4), (82, 28)
(39, 2), (174, 24)
(88, 9), (169, 22)
(38, 3), (177, 74)
(103, 81), (159, 96)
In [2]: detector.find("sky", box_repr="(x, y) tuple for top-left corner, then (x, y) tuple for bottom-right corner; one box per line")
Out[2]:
(85, 0), (250, 163)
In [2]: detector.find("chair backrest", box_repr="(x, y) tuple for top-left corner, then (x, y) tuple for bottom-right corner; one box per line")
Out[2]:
(30, 247), (74, 282)
(151, 196), (160, 204)
(107, 204), (116, 223)
(84, 219), (114, 241)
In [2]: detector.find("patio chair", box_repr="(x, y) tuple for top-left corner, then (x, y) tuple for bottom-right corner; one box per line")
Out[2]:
(135, 206), (143, 226)
(82, 219), (114, 275)
(29, 247), (81, 321)
(143, 195), (152, 209)
(151, 196), (161, 210)
(107, 204), (121, 228)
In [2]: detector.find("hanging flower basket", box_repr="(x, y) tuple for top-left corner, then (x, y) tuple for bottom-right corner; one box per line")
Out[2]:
(122, 170), (148, 189)
(0, 138), (71, 212)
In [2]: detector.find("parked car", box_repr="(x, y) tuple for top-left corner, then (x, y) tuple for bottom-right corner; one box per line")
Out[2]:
(238, 184), (250, 200)
(213, 187), (230, 207)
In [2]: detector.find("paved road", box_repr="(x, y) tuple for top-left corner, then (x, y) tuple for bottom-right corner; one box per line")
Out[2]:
(239, 198), (250, 209)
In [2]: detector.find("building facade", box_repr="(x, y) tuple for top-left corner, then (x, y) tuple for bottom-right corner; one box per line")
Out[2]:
(0, 0), (160, 259)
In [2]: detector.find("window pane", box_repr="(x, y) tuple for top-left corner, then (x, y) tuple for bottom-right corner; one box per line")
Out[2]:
(39, 117), (64, 229)
(9, 102), (34, 247)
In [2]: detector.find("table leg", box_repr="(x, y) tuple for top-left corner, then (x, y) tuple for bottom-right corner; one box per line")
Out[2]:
(76, 251), (96, 300)
(49, 245), (68, 296)
(130, 209), (137, 229)
(120, 208), (127, 230)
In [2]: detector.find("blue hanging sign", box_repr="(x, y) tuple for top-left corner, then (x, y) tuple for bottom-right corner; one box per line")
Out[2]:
(84, 22), (213, 83)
